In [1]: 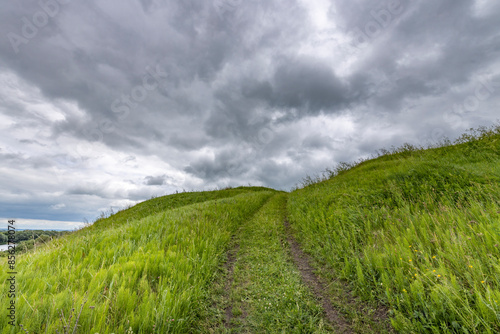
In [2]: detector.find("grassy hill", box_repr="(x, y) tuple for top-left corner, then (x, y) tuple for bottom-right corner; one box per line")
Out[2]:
(1, 126), (499, 333)
(288, 126), (500, 333)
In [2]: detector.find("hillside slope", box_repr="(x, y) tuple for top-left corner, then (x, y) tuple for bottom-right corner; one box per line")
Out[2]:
(0, 188), (276, 333)
(288, 127), (500, 333)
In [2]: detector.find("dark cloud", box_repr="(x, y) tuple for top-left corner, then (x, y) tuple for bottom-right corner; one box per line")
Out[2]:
(270, 57), (350, 112)
(19, 139), (47, 146)
(144, 175), (169, 186)
(184, 148), (251, 182)
(66, 184), (111, 198)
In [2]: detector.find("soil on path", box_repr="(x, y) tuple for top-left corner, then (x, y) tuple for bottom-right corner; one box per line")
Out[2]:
(284, 219), (353, 334)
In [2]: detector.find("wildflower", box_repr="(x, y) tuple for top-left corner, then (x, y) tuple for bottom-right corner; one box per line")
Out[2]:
(433, 270), (436, 272)
(437, 275), (441, 278)
(403, 289), (407, 292)
(481, 281), (485, 283)
(469, 265), (473, 268)
(409, 259), (412, 262)
(432, 256), (436, 259)
(415, 274), (417, 276)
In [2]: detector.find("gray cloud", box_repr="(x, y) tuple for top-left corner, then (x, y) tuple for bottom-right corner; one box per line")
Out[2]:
(270, 57), (350, 112)
(144, 175), (171, 186)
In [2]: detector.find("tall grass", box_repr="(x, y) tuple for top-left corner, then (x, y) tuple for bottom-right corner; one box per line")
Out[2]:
(288, 126), (500, 332)
(88, 186), (271, 229)
(0, 189), (274, 333)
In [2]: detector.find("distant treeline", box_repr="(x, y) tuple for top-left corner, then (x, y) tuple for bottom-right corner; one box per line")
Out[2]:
(0, 230), (68, 245)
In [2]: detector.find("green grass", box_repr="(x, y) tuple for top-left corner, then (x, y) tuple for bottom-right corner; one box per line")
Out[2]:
(2, 126), (500, 333)
(89, 186), (271, 229)
(288, 126), (500, 333)
(0, 189), (274, 333)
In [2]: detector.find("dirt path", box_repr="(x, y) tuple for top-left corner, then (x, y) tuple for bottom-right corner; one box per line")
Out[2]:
(222, 193), (332, 333)
(284, 218), (394, 334)
(204, 193), (392, 333)
(284, 219), (353, 334)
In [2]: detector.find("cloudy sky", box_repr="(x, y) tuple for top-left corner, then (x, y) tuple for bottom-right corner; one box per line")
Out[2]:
(0, 0), (499, 229)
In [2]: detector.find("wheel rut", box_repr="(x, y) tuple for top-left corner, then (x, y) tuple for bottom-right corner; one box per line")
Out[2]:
(284, 219), (353, 334)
